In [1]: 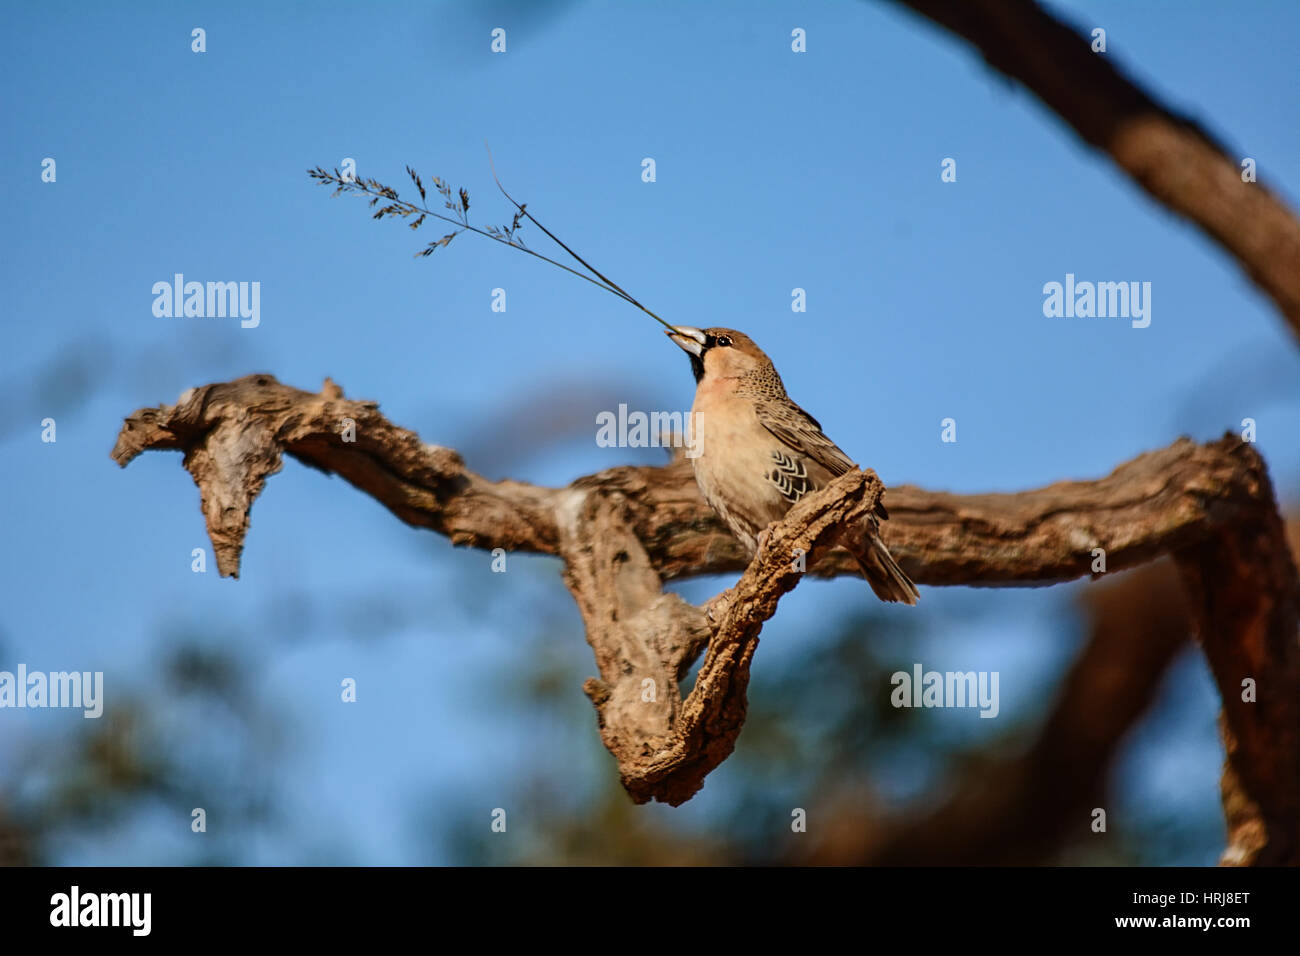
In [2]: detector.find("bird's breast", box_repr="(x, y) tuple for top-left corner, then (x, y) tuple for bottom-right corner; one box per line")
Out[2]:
(690, 387), (808, 552)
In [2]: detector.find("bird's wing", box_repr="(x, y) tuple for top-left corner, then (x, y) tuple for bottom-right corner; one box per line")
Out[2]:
(756, 396), (890, 518)
(755, 397), (856, 477)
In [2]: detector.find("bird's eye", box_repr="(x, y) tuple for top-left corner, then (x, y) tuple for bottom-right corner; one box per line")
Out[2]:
(716, 335), (732, 347)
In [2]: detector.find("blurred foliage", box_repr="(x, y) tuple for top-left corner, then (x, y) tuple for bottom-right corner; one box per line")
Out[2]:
(433, 593), (1222, 866)
(1, 640), (285, 866)
(0, 523), (1235, 868)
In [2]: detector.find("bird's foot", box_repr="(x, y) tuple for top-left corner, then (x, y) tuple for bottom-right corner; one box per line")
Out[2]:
(703, 589), (734, 624)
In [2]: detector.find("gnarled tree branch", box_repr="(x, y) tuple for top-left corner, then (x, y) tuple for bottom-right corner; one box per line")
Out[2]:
(114, 375), (1300, 860)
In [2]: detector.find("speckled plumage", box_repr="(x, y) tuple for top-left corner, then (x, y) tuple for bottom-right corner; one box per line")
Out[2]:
(669, 325), (918, 605)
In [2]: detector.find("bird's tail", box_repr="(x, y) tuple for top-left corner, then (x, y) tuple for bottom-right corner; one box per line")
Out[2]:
(849, 533), (919, 606)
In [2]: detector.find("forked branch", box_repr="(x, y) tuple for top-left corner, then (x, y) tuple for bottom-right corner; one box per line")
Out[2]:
(113, 375), (1300, 859)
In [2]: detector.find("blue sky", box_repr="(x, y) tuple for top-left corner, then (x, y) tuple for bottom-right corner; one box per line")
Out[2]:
(2, 0), (1298, 864)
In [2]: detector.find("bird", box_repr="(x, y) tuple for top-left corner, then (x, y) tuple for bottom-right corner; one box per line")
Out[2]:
(666, 325), (919, 605)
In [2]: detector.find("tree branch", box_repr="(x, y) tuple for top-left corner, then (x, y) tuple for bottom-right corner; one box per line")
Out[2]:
(114, 375), (1300, 859)
(563, 468), (886, 806)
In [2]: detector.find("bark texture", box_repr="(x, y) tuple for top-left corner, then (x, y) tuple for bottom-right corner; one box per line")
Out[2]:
(114, 375), (1300, 861)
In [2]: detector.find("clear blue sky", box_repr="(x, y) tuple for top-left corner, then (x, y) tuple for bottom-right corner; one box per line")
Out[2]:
(2, 0), (1298, 864)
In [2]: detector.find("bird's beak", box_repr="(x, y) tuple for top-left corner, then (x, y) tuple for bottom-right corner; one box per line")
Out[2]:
(666, 326), (707, 357)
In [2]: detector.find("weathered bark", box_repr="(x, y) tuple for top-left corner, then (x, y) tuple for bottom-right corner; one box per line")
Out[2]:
(1173, 454), (1300, 866)
(563, 468), (887, 805)
(886, 0), (1300, 345)
(114, 375), (1300, 860)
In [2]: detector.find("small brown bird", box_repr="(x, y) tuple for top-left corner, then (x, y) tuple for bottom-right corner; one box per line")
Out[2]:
(667, 326), (919, 605)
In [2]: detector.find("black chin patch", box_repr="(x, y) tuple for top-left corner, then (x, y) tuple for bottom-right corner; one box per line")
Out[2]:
(688, 352), (705, 383)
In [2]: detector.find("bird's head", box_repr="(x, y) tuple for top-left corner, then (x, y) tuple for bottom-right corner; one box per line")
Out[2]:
(666, 326), (774, 384)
